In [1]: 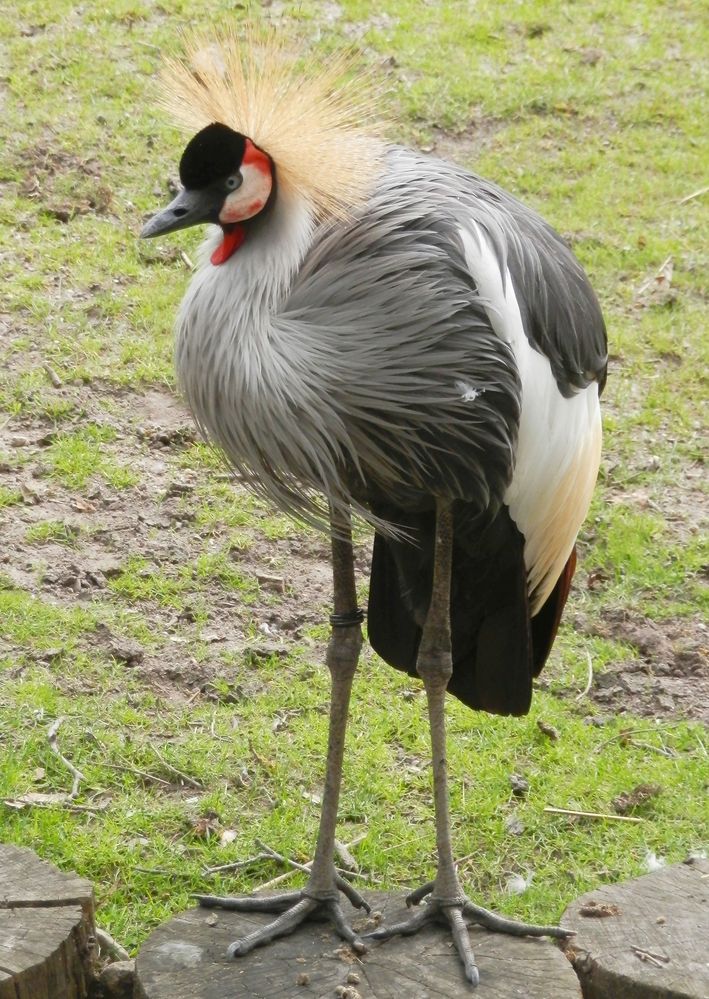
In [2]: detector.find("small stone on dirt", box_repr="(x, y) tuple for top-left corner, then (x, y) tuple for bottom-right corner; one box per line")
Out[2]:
(256, 572), (286, 592)
(510, 773), (530, 796)
(99, 959), (135, 998)
(94, 624), (144, 665)
(504, 814), (525, 835)
(243, 641), (288, 663)
(537, 719), (560, 740)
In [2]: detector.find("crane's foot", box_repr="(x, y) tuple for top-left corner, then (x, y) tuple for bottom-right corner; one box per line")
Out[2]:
(195, 873), (370, 957)
(366, 884), (573, 988)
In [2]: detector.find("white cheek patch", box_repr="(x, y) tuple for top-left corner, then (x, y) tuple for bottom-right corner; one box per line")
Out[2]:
(219, 164), (273, 224)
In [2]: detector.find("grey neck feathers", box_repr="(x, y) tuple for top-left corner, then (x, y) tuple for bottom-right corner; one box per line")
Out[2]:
(174, 193), (353, 526)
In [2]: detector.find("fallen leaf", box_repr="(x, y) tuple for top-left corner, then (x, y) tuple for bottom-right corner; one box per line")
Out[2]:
(190, 814), (221, 839)
(613, 783), (662, 814)
(635, 256), (676, 308)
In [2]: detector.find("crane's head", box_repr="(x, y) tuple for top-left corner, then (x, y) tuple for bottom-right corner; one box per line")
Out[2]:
(141, 122), (274, 264)
(140, 31), (384, 265)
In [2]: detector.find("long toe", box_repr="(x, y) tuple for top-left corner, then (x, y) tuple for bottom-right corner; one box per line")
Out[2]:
(194, 890), (303, 913)
(226, 897), (318, 957)
(463, 900), (572, 939)
(365, 903), (433, 940)
(446, 905), (479, 987)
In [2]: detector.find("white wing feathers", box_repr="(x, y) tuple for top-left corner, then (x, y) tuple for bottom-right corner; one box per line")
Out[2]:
(459, 223), (602, 614)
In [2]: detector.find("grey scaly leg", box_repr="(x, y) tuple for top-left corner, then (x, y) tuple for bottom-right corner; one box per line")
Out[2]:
(367, 499), (572, 987)
(196, 506), (369, 956)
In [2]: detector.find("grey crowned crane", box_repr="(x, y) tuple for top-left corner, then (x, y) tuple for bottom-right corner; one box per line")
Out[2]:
(141, 33), (607, 988)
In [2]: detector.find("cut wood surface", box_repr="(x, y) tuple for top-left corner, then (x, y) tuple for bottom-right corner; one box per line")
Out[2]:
(135, 890), (582, 998)
(0, 843), (96, 999)
(562, 857), (709, 999)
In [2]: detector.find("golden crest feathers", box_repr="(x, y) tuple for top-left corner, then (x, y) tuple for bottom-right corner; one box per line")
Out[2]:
(159, 29), (385, 221)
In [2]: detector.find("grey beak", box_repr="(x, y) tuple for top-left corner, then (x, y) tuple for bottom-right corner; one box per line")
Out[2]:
(140, 188), (219, 238)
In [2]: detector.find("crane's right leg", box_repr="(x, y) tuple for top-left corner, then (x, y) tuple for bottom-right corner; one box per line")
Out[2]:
(196, 506), (369, 956)
(366, 500), (571, 986)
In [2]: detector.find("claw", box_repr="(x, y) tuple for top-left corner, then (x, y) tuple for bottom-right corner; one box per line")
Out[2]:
(335, 873), (371, 912)
(406, 880), (434, 907)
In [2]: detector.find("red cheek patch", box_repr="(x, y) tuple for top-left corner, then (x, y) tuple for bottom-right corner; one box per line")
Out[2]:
(211, 225), (246, 266)
(210, 141), (272, 265)
(243, 139), (271, 175)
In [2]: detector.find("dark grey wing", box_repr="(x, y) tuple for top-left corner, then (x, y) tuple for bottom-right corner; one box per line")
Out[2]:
(281, 166), (523, 519)
(447, 163), (608, 397)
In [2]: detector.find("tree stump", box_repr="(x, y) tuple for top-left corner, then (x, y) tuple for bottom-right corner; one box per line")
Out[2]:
(562, 858), (709, 999)
(0, 843), (96, 999)
(135, 891), (581, 998)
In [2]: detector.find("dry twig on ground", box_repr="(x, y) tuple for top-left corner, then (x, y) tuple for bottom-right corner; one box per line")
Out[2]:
(47, 717), (84, 799)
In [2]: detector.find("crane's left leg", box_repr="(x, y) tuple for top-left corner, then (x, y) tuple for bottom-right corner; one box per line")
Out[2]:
(367, 499), (572, 987)
(196, 507), (369, 956)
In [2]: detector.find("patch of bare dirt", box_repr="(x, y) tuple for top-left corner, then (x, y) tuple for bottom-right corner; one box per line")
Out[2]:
(421, 118), (507, 165)
(17, 139), (114, 221)
(0, 382), (367, 704)
(579, 609), (709, 724)
(0, 368), (704, 724)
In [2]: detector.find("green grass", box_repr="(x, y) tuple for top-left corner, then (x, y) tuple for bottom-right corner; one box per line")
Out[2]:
(1, 0), (707, 963)
(107, 550), (259, 610)
(0, 486), (23, 508)
(1, 625), (706, 949)
(25, 521), (81, 546)
(0, 638), (706, 951)
(44, 425), (140, 490)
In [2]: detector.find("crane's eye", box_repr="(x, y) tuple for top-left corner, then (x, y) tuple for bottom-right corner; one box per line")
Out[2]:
(225, 174), (242, 191)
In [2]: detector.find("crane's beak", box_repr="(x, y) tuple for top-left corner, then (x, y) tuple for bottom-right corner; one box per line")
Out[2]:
(140, 188), (219, 238)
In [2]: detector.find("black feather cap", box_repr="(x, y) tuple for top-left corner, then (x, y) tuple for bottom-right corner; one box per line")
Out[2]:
(179, 123), (246, 190)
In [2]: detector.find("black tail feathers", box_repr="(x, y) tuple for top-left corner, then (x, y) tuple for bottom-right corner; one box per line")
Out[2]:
(367, 504), (574, 717)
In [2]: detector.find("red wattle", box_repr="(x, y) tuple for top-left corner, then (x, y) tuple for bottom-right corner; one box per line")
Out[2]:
(211, 226), (246, 266)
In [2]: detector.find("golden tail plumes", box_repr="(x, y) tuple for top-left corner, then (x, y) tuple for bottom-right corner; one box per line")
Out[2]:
(159, 28), (386, 221)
